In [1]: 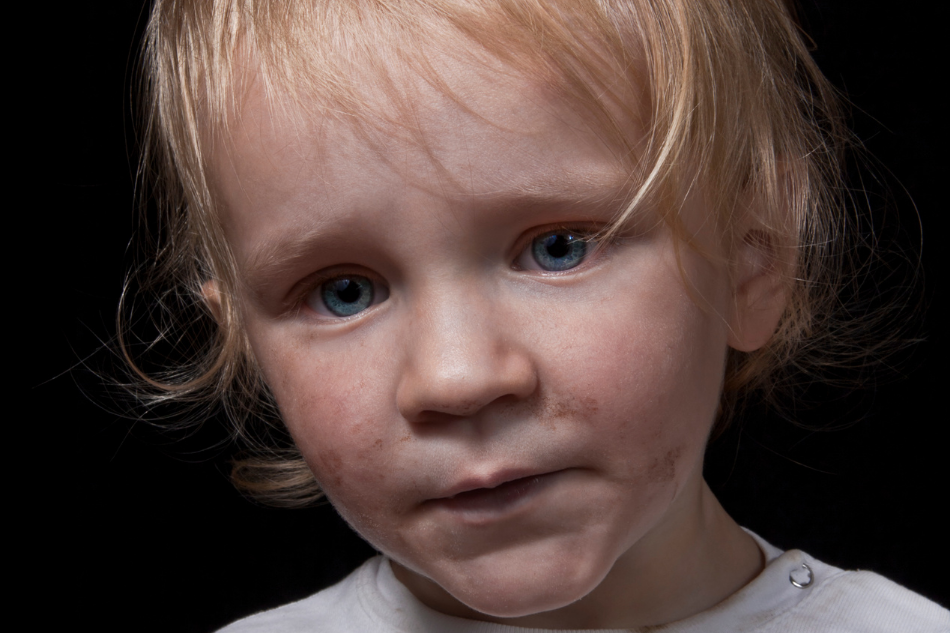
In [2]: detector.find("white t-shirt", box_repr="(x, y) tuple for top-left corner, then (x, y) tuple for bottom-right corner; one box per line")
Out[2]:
(218, 532), (949, 632)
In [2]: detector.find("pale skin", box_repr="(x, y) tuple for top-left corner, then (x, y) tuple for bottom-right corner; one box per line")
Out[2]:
(208, 47), (786, 628)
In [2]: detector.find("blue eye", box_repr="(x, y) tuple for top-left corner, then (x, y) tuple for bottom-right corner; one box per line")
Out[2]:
(531, 231), (590, 271)
(315, 275), (377, 317)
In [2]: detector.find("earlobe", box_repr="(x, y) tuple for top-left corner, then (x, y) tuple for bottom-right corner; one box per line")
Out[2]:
(201, 280), (224, 323)
(727, 230), (787, 352)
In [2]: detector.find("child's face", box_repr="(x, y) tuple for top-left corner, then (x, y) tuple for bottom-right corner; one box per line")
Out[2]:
(214, 53), (746, 623)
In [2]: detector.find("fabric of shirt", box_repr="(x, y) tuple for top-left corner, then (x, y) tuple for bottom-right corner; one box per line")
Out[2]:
(218, 531), (949, 632)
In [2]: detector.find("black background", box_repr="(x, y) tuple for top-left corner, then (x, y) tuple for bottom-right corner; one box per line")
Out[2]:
(29, 1), (948, 630)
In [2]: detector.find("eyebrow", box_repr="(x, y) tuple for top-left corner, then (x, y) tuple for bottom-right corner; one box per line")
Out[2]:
(241, 219), (338, 294)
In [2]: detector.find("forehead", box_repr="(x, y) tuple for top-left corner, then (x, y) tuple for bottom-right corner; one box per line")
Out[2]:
(212, 48), (643, 267)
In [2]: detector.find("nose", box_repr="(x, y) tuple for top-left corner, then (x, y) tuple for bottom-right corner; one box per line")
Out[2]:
(395, 282), (538, 424)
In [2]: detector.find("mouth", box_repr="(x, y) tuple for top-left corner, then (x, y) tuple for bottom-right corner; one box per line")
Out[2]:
(428, 470), (563, 518)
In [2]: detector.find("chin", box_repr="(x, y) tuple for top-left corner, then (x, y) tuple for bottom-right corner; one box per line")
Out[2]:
(432, 548), (611, 619)
(458, 587), (586, 619)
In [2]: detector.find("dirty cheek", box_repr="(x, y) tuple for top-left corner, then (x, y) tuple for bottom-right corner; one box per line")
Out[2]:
(644, 445), (684, 484)
(290, 391), (390, 496)
(254, 340), (393, 501)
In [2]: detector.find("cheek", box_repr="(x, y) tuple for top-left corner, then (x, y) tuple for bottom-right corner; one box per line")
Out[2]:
(248, 329), (405, 506)
(532, 256), (727, 479)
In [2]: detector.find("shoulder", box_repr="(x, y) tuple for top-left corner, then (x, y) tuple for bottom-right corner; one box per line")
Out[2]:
(741, 531), (949, 633)
(779, 565), (949, 633)
(215, 556), (387, 633)
(697, 531), (950, 633)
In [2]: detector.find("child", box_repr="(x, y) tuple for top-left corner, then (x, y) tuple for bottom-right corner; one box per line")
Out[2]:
(127, 0), (948, 630)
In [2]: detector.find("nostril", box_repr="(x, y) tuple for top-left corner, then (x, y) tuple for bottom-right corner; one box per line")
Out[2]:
(407, 399), (488, 426)
(406, 391), (535, 428)
(411, 410), (470, 426)
(416, 397), (498, 421)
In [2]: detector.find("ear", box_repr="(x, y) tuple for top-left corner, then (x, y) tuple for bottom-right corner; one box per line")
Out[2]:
(201, 280), (224, 323)
(726, 230), (787, 352)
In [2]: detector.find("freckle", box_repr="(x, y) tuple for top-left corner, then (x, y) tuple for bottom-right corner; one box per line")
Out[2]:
(530, 392), (601, 422)
(580, 396), (599, 413)
(551, 397), (577, 419)
(399, 435), (411, 443)
(374, 439), (383, 449)
(549, 401), (568, 418)
(322, 449), (343, 471)
(316, 449), (345, 489)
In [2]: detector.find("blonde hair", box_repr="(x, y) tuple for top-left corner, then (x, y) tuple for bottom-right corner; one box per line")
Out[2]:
(125, 0), (856, 506)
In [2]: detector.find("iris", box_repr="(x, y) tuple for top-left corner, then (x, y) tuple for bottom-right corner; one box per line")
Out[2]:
(320, 276), (375, 316)
(531, 231), (589, 271)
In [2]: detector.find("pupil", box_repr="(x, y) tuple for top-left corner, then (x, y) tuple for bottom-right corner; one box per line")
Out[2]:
(334, 279), (361, 303)
(545, 234), (571, 258)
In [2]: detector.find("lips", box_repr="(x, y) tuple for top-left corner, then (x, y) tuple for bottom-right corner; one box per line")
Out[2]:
(428, 470), (563, 517)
